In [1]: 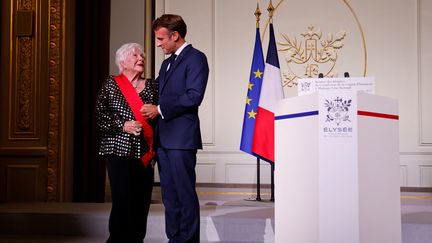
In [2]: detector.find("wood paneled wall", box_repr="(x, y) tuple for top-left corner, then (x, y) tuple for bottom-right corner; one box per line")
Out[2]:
(0, 0), (71, 202)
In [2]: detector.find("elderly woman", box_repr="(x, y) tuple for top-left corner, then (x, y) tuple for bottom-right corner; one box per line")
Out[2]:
(95, 42), (158, 243)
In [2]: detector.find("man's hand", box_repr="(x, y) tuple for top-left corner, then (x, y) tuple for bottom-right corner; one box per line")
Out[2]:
(141, 104), (159, 120)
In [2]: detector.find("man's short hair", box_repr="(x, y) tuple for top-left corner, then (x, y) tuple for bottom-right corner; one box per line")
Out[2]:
(153, 14), (187, 38)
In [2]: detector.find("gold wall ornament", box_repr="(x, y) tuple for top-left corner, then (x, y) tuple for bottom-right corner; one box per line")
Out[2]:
(47, 0), (63, 202)
(19, 0), (33, 9)
(279, 26), (347, 87)
(17, 37), (34, 131)
(261, 0), (368, 92)
(16, 0), (35, 132)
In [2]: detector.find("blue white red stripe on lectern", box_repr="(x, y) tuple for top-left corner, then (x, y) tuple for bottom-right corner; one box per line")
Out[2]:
(275, 110), (398, 121)
(357, 110), (399, 120)
(275, 110), (319, 120)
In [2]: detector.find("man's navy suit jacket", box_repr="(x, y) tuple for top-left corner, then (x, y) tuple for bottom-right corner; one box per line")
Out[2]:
(156, 44), (209, 150)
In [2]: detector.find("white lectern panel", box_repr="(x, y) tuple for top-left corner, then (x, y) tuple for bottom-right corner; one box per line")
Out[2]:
(275, 91), (401, 243)
(275, 93), (320, 243)
(357, 92), (400, 242)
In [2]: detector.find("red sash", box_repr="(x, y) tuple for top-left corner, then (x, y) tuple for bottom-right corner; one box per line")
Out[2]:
(114, 74), (154, 167)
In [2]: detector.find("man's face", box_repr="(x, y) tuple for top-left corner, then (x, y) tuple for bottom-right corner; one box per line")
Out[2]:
(155, 27), (177, 55)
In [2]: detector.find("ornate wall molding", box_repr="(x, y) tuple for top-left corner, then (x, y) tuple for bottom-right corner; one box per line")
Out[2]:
(15, 0), (35, 133)
(17, 37), (33, 131)
(47, 0), (63, 202)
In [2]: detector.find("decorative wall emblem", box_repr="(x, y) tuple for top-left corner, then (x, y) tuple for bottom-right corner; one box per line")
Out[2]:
(278, 26), (346, 87)
(324, 97), (352, 126)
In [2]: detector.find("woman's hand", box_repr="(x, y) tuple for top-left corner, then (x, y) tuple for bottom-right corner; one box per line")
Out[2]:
(123, 120), (142, 136)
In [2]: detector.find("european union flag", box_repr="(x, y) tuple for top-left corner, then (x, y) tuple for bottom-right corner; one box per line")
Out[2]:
(240, 27), (265, 156)
(252, 22), (284, 163)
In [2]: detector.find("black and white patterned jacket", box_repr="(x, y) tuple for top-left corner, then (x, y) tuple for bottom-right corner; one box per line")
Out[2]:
(95, 75), (158, 158)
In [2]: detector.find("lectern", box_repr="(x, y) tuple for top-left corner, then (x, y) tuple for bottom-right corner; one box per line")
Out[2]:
(275, 91), (401, 243)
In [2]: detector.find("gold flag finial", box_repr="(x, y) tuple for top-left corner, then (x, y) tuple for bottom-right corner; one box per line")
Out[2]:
(255, 3), (261, 27)
(267, 0), (275, 19)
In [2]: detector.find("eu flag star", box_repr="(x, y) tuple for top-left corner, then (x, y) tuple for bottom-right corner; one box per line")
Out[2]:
(246, 96), (252, 105)
(247, 109), (257, 119)
(254, 69), (263, 79)
(248, 82), (254, 90)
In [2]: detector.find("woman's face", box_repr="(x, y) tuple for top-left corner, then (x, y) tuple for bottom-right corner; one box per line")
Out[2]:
(122, 48), (145, 74)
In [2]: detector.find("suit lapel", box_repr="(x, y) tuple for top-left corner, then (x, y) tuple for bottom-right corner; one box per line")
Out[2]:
(158, 61), (168, 93)
(160, 45), (193, 94)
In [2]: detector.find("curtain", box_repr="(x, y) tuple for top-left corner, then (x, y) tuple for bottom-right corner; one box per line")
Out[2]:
(73, 0), (111, 202)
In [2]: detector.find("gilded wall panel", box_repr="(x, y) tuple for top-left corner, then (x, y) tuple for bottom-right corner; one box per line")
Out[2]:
(0, 0), (65, 202)
(10, 0), (39, 139)
(16, 37), (34, 132)
(47, 0), (63, 202)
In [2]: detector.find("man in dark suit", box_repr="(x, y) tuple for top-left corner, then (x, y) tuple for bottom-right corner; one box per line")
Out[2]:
(141, 14), (209, 243)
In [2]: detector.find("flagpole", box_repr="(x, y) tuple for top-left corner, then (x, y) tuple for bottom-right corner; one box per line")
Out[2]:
(254, 2), (263, 202)
(270, 163), (275, 201)
(256, 157), (262, 201)
(241, 3), (266, 202)
(268, 0), (275, 203)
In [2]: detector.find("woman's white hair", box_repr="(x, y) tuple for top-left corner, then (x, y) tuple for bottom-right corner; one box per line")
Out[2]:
(115, 43), (145, 74)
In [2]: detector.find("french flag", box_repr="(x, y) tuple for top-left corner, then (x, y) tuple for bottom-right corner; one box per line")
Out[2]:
(252, 22), (284, 163)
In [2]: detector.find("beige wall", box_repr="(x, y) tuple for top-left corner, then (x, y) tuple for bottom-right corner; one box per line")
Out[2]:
(109, 0), (145, 75)
(111, 0), (432, 187)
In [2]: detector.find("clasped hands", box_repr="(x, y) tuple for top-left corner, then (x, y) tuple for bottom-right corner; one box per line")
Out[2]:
(123, 120), (142, 136)
(123, 104), (158, 136)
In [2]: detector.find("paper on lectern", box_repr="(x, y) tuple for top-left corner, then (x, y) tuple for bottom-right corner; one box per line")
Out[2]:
(298, 77), (375, 96)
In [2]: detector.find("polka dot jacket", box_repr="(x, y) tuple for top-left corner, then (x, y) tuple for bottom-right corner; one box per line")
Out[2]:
(95, 75), (158, 158)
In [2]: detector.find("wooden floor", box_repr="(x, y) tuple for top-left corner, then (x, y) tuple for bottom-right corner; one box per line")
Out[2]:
(0, 188), (431, 243)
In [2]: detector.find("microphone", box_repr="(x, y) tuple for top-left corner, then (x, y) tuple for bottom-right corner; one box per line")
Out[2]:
(318, 73), (323, 78)
(344, 72), (350, 78)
